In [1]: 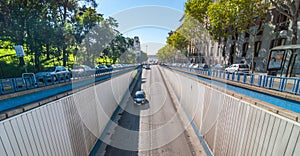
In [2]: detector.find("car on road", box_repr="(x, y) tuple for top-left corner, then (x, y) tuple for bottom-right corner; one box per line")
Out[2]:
(134, 90), (146, 104)
(35, 66), (70, 82)
(145, 64), (151, 70)
(225, 64), (250, 73)
(71, 65), (95, 77)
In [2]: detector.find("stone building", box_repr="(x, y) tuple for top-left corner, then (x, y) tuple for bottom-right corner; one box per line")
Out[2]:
(183, 1), (300, 74)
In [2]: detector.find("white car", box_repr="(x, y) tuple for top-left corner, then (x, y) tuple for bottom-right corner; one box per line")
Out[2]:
(225, 64), (250, 73)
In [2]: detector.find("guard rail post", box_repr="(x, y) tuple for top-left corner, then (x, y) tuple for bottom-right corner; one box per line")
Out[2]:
(292, 79), (299, 94)
(258, 75), (262, 87)
(250, 75), (254, 85)
(237, 73), (241, 82)
(243, 73), (247, 83)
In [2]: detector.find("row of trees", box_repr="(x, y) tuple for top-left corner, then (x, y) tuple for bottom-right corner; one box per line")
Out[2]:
(158, 0), (299, 72)
(0, 0), (136, 76)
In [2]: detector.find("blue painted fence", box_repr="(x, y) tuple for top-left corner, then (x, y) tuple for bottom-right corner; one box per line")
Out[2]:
(0, 65), (137, 95)
(171, 66), (300, 95)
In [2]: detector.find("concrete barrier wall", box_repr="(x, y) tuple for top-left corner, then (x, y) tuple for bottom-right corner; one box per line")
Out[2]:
(161, 67), (300, 156)
(0, 70), (137, 156)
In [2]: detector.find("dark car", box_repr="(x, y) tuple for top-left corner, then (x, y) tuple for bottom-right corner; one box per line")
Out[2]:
(71, 65), (95, 77)
(145, 64), (151, 70)
(134, 91), (146, 104)
(199, 64), (209, 70)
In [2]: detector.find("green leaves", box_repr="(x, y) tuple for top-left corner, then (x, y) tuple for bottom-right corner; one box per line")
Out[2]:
(167, 31), (189, 53)
(185, 0), (212, 24)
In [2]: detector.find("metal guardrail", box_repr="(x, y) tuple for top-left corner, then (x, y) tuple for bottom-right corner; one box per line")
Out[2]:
(171, 66), (300, 95)
(0, 66), (137, 95)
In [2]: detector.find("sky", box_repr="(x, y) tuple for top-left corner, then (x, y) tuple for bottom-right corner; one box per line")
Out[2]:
(96, 0), (187, 55)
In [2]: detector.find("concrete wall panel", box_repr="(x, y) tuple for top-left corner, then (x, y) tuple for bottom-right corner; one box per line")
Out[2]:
(0, 70), (136, 156)
(161, 67), (300, 156)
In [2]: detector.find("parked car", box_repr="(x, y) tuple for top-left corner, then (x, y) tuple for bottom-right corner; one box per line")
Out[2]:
(35, 66), (70, 82)
(213, 64), (224, 70)
(225, 64), (250, 73)
(134, 90), (146, 104)
(71, 65), (95, 77)
(199, 64), (209, 70)
(96, 65), (108, 69)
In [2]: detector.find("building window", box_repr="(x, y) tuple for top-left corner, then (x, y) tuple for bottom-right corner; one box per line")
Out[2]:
(270, 39), (275, 49)
(242, 42), (248, 57)
(254, 41), (261, 57)
(277, 38), (286, 46)
(270, 38), (286, 49)
(245, 32), (250, 38)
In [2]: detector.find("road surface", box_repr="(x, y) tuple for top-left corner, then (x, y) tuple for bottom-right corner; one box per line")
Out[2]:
(93, 65), (205, 156)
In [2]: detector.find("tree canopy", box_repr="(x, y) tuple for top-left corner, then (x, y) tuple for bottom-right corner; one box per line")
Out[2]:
(0, 0), (136, 77)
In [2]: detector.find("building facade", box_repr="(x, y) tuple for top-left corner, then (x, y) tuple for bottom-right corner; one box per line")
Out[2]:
(184, 2), (300, 74)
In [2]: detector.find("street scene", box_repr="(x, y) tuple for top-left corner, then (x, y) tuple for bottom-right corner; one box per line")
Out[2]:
(0, 0), (300, 156)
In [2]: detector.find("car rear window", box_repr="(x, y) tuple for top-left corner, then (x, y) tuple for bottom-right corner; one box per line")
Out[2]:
(239, 64), (249, 68)
(136, 93), (144, 98)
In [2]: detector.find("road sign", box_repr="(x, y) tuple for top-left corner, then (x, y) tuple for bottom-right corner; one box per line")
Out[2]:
(14, 45), (25, 57)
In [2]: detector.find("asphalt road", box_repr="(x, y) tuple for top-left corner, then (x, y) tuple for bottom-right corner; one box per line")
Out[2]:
(93, 65), (205, 156)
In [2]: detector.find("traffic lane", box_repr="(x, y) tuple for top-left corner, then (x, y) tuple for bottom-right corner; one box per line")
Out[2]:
(138, 65), (196, 156)
(93, 69), (144, 156)
(93, 66), (201, 156)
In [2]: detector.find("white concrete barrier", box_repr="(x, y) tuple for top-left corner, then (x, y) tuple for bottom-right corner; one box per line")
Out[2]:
(161, 67), (300, 156)
(0, 70), (137, 156)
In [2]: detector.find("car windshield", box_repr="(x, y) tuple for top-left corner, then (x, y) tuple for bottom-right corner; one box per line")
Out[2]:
(136, 93), (144, 98)
(83, 66), (92, 70)
(46, 67), (56, 72)
(240, 64), (249, 68)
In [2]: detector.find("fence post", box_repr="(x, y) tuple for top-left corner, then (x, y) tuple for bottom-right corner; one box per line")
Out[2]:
(243, 73), (247, 83)
(258, 75), (262, 87)
(292, 79), (299, 94)
(250, 75), (254, 85)
(279, 78), (285, 92)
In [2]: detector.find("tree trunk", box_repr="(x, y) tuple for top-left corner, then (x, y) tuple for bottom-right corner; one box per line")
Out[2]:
(63, 49), (67, 67)
(46, 44), (50, 60)
(291, 15), (298, 44)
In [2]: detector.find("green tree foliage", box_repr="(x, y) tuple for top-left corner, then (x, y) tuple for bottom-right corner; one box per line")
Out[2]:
(157, 45), (177, 62)
(166, 31), (189, 54)
(185, 0), (212, 27)
(207, 0), (268, 66)
(0, 0), (133, 78)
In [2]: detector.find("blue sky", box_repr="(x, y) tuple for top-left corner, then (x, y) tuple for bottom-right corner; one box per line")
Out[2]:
(96, 0), (187, 55)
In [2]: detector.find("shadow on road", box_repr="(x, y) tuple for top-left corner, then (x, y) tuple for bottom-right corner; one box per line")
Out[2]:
(93, 67), (148, 156)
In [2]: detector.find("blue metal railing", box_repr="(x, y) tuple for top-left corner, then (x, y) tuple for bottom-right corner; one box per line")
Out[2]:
(0, 65), (137, 95)
(171, 66), (300, 95)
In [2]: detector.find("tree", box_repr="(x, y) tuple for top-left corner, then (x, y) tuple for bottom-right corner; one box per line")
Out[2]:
(157, 45), (177, 62)
(208, 0), (268, 69)
(76, 19), (115, 66)
(0, 0), (101, 71)
(185, 0), (212, 28)
(166, 31), (189, 54)
(270, 0), (300, 44)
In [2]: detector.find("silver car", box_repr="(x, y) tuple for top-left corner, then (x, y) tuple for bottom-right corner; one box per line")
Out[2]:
(134, 91), (146, 104)
(35, 66), (70, 82)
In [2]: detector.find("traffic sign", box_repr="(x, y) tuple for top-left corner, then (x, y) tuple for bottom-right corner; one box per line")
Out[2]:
(14, 45), (25, 57)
